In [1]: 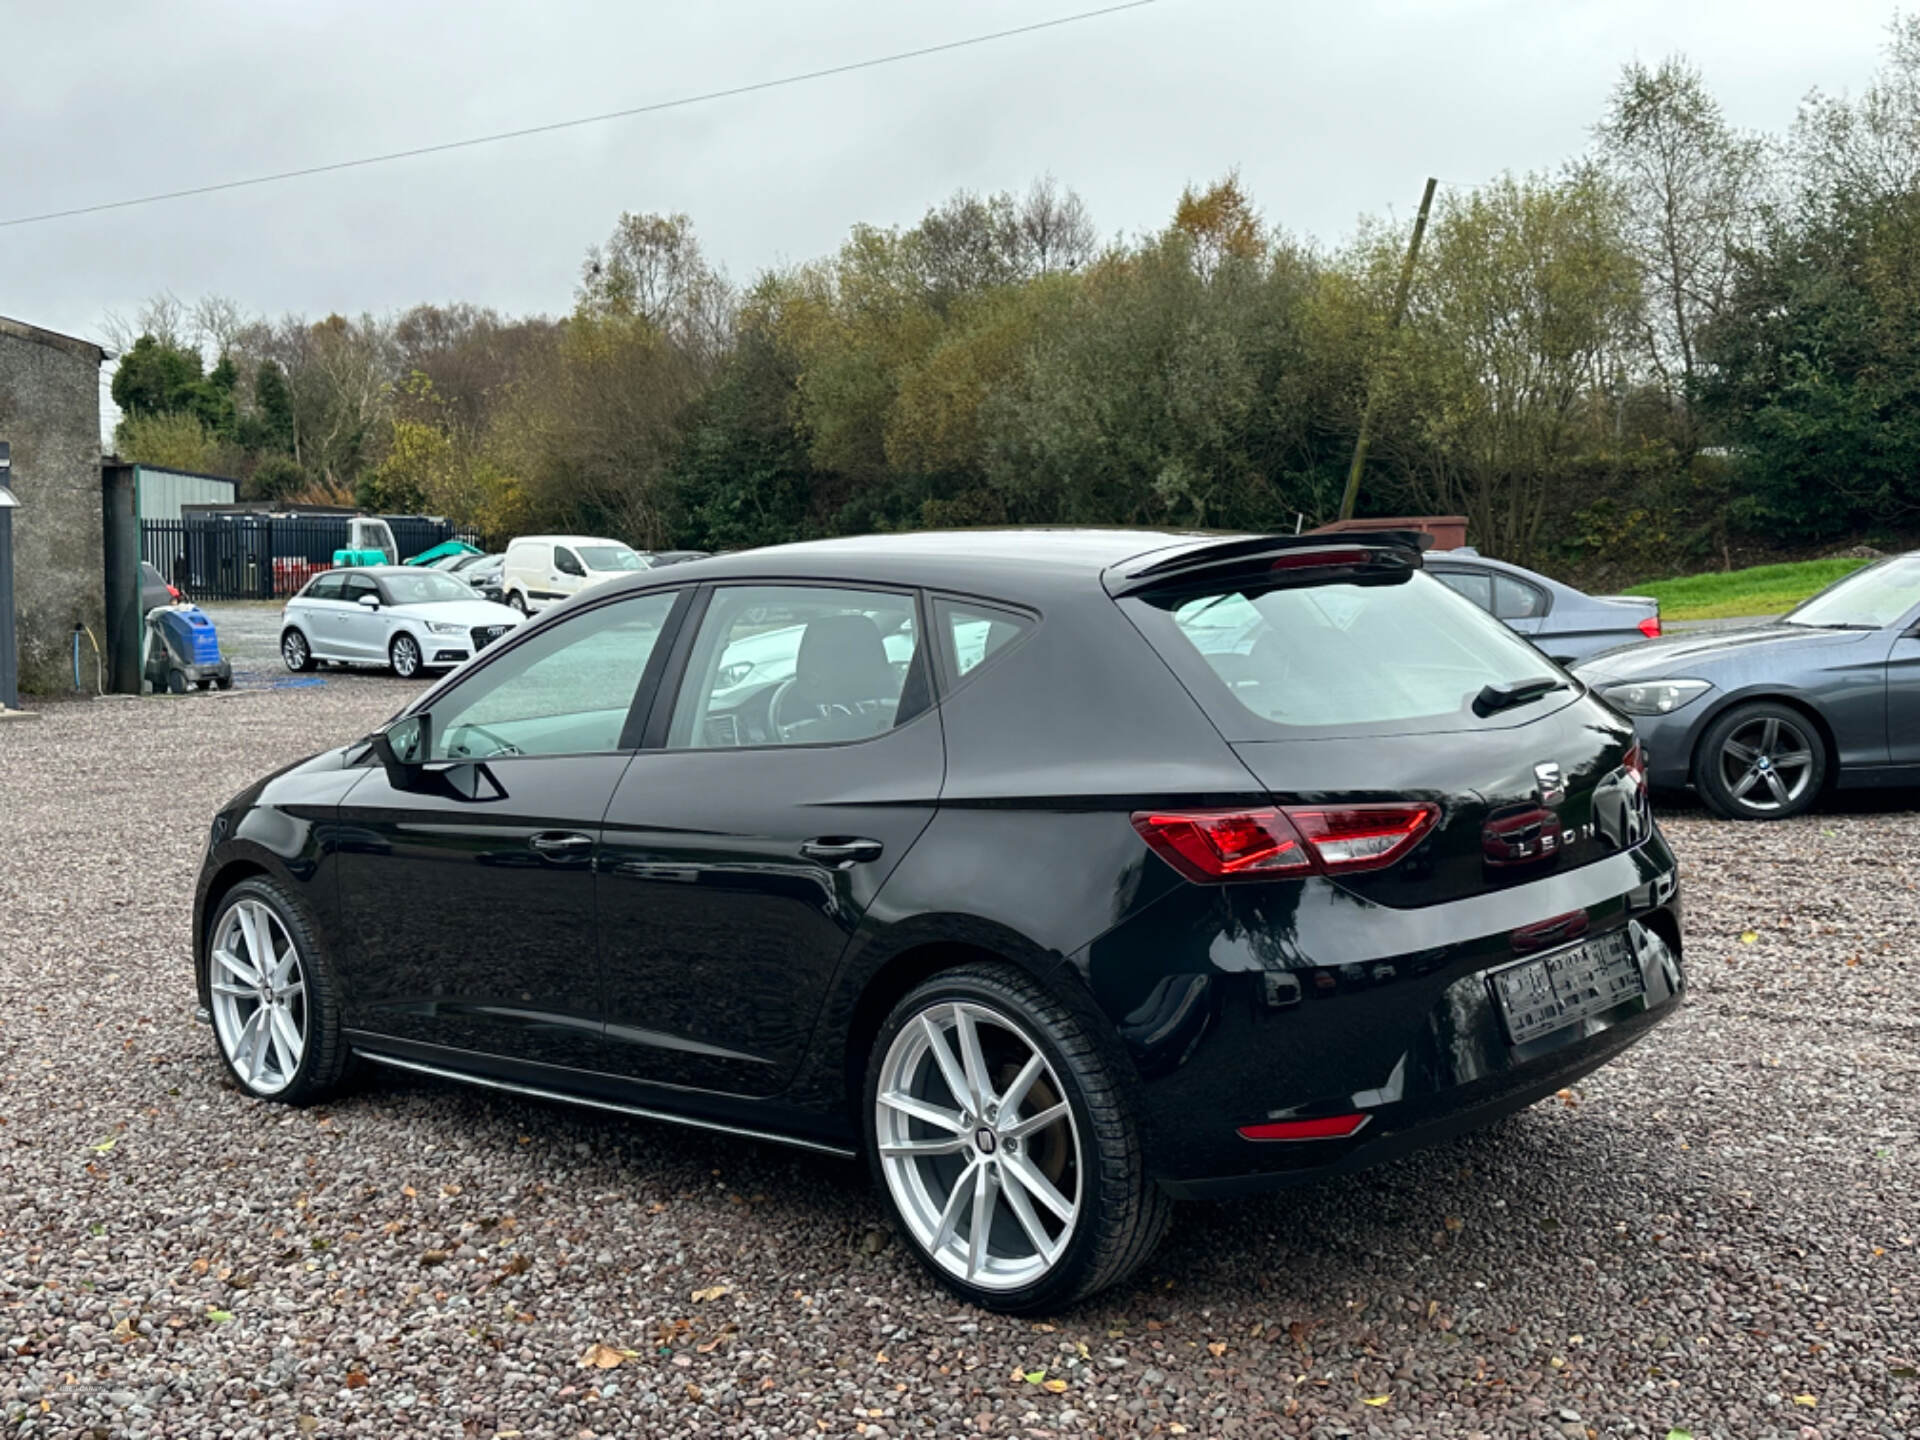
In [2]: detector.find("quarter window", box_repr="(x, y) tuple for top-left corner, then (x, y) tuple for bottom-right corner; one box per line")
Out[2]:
(1493, 575), (1546, 619)
(341, 574), (379, 605)
(935, 598), (1032, 681)
(429, 591), (680, 759)
(667, 585), (921, 748)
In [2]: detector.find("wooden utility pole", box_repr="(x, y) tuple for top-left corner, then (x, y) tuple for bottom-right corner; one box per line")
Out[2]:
(1338, 176), (1438, 521)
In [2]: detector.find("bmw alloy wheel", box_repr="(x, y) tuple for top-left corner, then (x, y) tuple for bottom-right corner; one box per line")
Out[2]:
(1717, 713), (1815, 814)
(209, 898), (308, 1097)
(875, 1001), (1082, 1292)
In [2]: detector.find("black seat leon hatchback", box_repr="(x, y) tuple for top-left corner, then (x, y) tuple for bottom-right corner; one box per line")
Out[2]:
(194, 529), (1683, 1312)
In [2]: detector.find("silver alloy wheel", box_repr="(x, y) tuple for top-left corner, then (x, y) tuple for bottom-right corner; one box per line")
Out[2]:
(282, 630), (308, 671)
(875, 1001), (1082, 1292)
(391, 634), (421, 677)
(1719, 714), (1815, 812)
(209, 898), (308, 1097)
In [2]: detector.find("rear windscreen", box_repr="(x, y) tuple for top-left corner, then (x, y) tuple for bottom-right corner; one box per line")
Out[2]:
(1123, 570), (1565, 738)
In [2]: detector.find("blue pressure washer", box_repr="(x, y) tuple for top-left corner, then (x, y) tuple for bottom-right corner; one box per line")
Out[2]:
(143, 604), (233, 694)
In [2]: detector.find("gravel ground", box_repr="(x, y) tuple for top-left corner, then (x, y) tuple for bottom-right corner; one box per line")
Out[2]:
(1, 683), (1915, 1440)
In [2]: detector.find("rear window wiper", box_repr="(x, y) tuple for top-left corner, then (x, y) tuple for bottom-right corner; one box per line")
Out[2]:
(1474, 676), (1567, 716)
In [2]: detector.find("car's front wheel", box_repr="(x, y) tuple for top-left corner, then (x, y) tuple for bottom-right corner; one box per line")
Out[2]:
(508, 590), (530, 616)
(1696, 700), (1826, 820)
(864, 963), (1170, 1313)
(280, 628), (314, 673)
(205, 877), (353, 1105)
(389, 632), (424, 679)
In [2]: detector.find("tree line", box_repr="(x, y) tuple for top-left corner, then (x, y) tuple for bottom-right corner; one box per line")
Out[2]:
(108, 19), (1920, 582)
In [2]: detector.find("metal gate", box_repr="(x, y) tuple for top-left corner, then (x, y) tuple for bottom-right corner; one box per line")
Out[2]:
(141, 516), (480, 601)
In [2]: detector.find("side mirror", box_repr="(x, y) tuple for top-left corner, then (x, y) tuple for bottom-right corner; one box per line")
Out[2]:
(358, 593), (382, 610)
(368, 712), (430, 787)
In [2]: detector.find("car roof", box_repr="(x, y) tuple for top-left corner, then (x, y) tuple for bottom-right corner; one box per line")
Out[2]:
(1428, 550), (1584, 600)
(593, 528), (1241, 604)
(509, 535), (624, 547)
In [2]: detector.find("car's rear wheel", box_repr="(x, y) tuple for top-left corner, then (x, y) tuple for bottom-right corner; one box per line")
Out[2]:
(390, 632), (423, 679)
(205, 878), (353, 1105)
(280, 628), (314, 672)
(1696, 701), (1825, 820)
(864, 963), (1170, 1313)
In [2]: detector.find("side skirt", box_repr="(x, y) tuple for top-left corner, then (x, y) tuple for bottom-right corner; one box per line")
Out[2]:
(353, 1048), (858, 1160)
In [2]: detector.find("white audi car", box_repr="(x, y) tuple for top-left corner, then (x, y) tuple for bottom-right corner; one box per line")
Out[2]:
(279, 567), (524, 678)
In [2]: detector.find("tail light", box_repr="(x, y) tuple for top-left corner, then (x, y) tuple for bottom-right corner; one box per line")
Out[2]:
(167, 584), (181, 602)
(1638, 615), (1661, 638)
(1133, 803), (1437, 882)
(1622, 741), (1648, 797)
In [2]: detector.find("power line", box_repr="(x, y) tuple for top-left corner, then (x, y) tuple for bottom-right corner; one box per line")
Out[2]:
(1, 1), (1159, 231)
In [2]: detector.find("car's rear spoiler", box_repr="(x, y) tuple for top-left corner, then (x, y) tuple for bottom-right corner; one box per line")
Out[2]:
(1105, 530), (1430, 597)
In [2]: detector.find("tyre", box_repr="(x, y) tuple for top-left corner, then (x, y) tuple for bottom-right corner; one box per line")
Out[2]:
(196, 678), (212, 691)
(1695, 700), (1825, 820)
(281, 628), (314, 673)
(166, 667), (188, 695)
(508, 590), (531, 616)
(390, 632), (424, 679)
(203, 877), (354, 1105)
(863, 962), (1171, 1313)
(215, 674), (234, 691)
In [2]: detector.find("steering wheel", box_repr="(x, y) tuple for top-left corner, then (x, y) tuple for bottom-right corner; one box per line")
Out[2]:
(446, 722), (524, 759)
(770, 677), (864, 742)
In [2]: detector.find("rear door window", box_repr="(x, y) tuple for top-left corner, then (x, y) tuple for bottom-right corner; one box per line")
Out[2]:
(305, 572), (346, 601)
(1123, 571), (1564, 739)
(665, 585), (922, 749)
(1432, 568), (1493, 612)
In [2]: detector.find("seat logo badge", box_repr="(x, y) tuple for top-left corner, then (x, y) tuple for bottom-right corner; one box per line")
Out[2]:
(1534, 761), (1566, 805)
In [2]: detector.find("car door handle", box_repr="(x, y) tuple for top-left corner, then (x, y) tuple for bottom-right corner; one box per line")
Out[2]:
(800, 837), (884, 866)
(529, 831), (594, 855)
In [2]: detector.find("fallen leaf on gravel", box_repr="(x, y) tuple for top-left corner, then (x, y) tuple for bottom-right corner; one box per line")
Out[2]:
(1168, 1424), (1188, 1435)
(690, 1285), (729, 1303)
(1793, 1394), (1817, 1406)
(420, 1249), (451, 1267)
(1740, 930), (1758, 944)
(296, 1418), (318, 1433)
(685, 1383), (703, 1402)
(1207, 1341), (1226, 1356)
(1022, 1369), (1047, 1384)
(1043, 1378), (1068, 1393)
(1363, 1395), (1390, 1406)
(204, 1309), (232, 1324)
(580, 1344), (626, 1369)
(495, 1254), (531, 1281)
(89, 1137), (115, 1153)
(1665, 1430), (1692, 1440)
(111, 1317), (136, 1343)
(343, 1371), (369, 1390)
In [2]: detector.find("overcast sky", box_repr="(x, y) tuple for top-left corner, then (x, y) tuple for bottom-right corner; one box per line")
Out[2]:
(0, 0), (1901, 359)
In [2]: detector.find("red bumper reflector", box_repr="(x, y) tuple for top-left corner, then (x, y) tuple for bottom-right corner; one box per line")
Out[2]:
(1638, 615), (1661, 638)
(1237, 1112), (1371, 1142)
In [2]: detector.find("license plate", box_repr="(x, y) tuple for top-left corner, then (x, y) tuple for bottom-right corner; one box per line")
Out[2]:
(1489, 930), (1644, 1046)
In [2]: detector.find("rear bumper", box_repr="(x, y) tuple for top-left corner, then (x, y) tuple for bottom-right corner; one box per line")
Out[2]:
(1072, 835), (1683, 1197)
(1157, 983), (1673, 1199)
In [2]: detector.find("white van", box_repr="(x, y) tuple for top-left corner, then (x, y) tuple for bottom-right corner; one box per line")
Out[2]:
(501, 535), (651, 614)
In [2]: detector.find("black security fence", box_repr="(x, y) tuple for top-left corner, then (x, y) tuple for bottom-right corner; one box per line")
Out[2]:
(141, 515), (480, 601)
